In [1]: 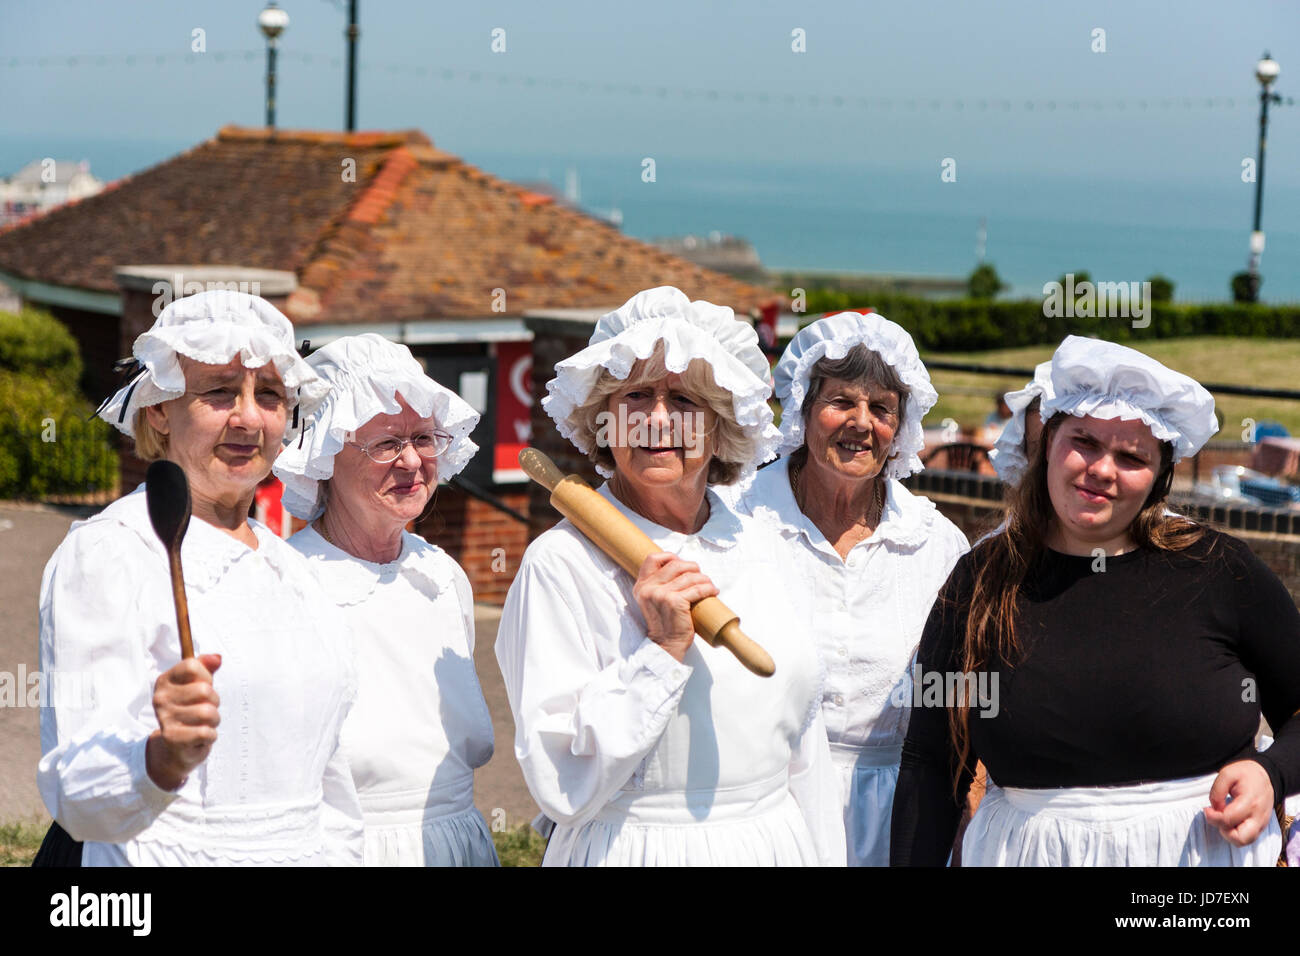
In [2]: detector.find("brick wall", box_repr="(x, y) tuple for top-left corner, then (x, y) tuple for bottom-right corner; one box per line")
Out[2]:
(1173, 441), (1254, 484)
(1247, 536), (1300, 598)
(415, 484), (530, 604)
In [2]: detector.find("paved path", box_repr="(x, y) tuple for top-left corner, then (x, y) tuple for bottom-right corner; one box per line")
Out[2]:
(470, 605), (542, 832)
(0, 502), (540, 831)
(0, 504), (79, 823)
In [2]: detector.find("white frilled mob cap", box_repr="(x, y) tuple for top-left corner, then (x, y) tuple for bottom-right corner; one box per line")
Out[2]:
(773, 310), (938, 480)
(542, 285), (781, 480)
(990, 360), (1054, 484)
(273, 333), (481, 521)
(97, 289), (328, 438)
(1039, 335), (1218, 462)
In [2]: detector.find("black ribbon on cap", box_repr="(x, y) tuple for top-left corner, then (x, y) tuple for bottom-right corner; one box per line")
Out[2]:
(293, 339), (312, 446)
(90, 357), (148, 424)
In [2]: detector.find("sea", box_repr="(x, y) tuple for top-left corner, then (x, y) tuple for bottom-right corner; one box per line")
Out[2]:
(5, 134), (1299, 305)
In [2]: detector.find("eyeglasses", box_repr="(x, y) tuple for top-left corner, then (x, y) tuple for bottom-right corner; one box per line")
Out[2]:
(349, 430), (453, 464)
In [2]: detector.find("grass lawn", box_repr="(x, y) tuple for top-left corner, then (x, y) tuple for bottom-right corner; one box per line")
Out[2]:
(493, 823), (546, 867)
(0, 820), (44, 867)
(0, 818), (546, 867)
(919, 337), (1300, 438)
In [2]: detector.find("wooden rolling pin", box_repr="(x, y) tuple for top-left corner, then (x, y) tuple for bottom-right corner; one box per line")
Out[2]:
(520, 448), (775, 677)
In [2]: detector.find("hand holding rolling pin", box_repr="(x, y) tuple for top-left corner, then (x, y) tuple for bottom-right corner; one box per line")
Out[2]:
(519, 448), (774, 676)
(634, 553), (720, 663)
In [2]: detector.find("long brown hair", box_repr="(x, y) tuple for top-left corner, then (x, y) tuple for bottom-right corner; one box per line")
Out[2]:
(948, 412), (1207, 794)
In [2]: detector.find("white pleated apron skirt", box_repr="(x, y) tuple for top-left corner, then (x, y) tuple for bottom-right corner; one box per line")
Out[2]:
(359, 779), (499, 867)
(542, 767), (821, 867)
(829, 741), (901, 867)
(961, 772), (1282, 867)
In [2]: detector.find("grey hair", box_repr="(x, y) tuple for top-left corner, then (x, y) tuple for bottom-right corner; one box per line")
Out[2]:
(799, 344), (911, 430)
(789, 344), (910, 473)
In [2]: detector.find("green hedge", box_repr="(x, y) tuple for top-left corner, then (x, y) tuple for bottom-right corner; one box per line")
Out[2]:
(797, 288), (1300, 352)
(0, 306), (83, 381)
(0, 372), (117, 498)
(0, 308), (116, 499)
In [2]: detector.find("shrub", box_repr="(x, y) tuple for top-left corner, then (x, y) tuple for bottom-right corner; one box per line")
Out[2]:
(0, 308), (116, 499)
(0, 371), (117, 498)
(0, 306), (83, 383)
(1232, 271), (1260, 304)
(1147, 275), (1175, 303)
(795, 288), (1300, 352)
(967, 263), (1006, 300)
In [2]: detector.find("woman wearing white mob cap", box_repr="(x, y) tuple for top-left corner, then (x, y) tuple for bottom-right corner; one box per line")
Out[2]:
(735, 309), (970, 866)
(893, 335), (1300, 866)
(37, 290), (364, 865)
(273, 333), (499, 866)
(496, 285), (845, 866)
(986, 358), (1178, 538)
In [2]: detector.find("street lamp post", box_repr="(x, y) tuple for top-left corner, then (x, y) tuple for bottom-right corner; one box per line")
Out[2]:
(258, 2), (289, 129)
(1246, 52), (1282, 302)
(345, 0), (359, 132)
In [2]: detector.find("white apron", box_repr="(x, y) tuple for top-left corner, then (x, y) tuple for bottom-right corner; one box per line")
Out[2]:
(830, 742), (902, 868)
(737, 459), (970, 866)
(961, 773), (1282, 867)
(288, 526), (499, 867)
(498, 486), (844, 867)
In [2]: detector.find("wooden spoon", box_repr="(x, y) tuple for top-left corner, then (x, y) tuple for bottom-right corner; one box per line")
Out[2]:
(145, 460), (195, 659)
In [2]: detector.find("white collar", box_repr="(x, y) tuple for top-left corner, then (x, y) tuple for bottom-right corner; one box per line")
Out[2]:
(743, 457), (937, 554)
(595, 481), (746, 551)
(89, 485), (301, 593)
(289, 524), (452, 606)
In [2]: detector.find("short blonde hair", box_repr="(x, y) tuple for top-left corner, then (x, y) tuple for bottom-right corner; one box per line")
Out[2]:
(132, 407), (169, 462)
(569, 341), (754, 485)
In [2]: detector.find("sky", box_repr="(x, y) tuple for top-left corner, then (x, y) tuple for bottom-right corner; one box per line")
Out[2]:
(2, 1), (1299, 300)
(2, 0), (1297, 182)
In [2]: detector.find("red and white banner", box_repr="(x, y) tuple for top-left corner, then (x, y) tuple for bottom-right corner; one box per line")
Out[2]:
(494, 341), (533, 479)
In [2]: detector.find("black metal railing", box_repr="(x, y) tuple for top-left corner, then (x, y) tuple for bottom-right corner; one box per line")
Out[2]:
(903, 468), (1300, 537)
(449, 474), (530, 524)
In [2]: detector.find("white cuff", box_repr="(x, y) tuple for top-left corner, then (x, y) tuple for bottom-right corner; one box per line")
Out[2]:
(629, 637), (693, 686)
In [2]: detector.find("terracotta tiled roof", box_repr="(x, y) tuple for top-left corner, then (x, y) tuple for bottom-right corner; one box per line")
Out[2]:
(0, 126), (777, 322)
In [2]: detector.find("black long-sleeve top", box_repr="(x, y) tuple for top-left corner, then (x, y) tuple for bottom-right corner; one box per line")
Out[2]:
(890, 527), (1300, 866)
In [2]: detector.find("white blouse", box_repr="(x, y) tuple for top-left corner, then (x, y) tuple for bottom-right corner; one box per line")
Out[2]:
(288, 526), (498, 866)
(496, 483), (846, 867)
(737, 458), (970, 866)
(37, 486), (363, 866)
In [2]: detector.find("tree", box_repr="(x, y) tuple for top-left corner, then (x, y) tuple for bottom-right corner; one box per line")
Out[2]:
(1232, 271), (1260, 304)
(1146, 275), (1174, 304)
(967, 263), (1006, 300)
(1054, 270), (1092, 290)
